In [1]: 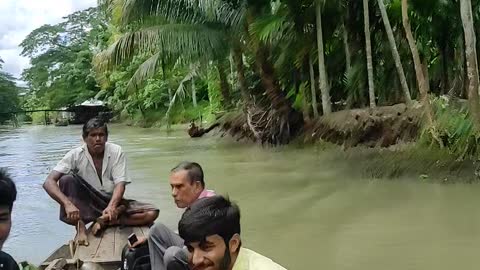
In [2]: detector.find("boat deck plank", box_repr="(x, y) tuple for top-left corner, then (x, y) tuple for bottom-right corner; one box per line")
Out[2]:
(74, 225), (149, 263)
(114, 226), (133, 256)
(75, 227), (103, 260)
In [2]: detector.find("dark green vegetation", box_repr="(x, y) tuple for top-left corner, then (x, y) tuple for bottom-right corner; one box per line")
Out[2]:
(2, 0), (480, 176)
(19, 8), (108, 110)
(0, 58), (20, 124)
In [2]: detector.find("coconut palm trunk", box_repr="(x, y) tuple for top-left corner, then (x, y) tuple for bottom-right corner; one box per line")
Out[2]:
(460, 0), (480, 129)
(309, 55), (319, 118)
(364, 0), (376, 108)
(377, 0), (412, 103)
(232, 45), (251, 103)
(402, 0), (433, 126)
(316, 1), (332, 115)
(192, 77), (197, 107)
(161, 58), (173, 103)
(217, 62), (232, 107)
(254, 46), (292, 114)
(229, 54), (235, 91)
(342, 21), (351, 74)
(245, 8), (295, 114)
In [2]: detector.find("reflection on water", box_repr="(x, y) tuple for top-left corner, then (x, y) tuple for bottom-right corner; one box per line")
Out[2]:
(2, 125), (480, 269)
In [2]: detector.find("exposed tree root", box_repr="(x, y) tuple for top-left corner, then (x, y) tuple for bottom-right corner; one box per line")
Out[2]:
(212, 102), (425, 148)
(213, 104), (303, 145)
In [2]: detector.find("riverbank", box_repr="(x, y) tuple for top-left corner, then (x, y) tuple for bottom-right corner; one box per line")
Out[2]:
(316, 142), (477, 183)
(8, 100), (479, 184)
(100, 107), (480, 184)
(151, 121), (479, 183)
(204, 98), (478, 182)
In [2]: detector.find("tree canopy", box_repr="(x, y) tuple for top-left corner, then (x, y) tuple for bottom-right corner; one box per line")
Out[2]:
(12, 0), (480, 153)
(20, 7), (110, 109)
(0, 57), (20, 124)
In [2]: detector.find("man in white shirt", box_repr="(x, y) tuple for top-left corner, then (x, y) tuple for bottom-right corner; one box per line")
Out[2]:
(43, 118), (159, 246)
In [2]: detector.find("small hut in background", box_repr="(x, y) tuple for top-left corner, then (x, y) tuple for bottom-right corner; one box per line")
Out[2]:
(69, 99), (113, 124)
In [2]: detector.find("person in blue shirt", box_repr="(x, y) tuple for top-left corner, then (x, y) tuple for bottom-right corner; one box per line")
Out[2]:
(0, 168), (19, 270)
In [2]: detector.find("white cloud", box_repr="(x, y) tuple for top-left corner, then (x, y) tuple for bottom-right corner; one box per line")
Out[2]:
(0, 0), (97, 79)
(1, 49), (29, 79)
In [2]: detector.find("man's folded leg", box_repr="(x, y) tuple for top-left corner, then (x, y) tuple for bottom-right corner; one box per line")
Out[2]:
(58, 174), (108, 224)
(148, 222), (184, 270)
(165, 246), (189, 270)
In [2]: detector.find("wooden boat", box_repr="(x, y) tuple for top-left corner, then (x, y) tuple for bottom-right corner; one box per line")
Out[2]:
(54, 120), (69, 127)
(40, 225), (149, 270)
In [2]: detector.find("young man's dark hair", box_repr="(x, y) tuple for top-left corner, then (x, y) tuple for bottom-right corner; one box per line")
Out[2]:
(179, 195), (240, 245)
(171, 161), (205, 188)
(0, 168), (16, 211)
(82, 117), (108, 139)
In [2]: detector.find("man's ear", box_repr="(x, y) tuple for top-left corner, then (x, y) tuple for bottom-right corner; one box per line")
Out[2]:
(195, 181), (203, 191)
(229, 234), (241, 253)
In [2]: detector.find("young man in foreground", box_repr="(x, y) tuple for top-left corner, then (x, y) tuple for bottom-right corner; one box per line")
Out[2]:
(176, 195), (287, 270)
(0, 169), (19, 270)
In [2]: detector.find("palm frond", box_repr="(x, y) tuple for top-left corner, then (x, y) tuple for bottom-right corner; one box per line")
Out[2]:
(125, 52), (161, 93)
(95, 24), (228, 71)
(342, 60), (366, 106)
(121, 0), (246, 31)
(249, 13), (294, 44)
(164, 63), (199, 122)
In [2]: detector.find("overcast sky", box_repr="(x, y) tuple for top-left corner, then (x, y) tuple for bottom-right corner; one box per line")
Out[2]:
(0, 0), (97, 81)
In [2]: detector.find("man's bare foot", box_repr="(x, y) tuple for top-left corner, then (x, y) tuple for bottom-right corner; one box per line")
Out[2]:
(75, 221), (89, 246)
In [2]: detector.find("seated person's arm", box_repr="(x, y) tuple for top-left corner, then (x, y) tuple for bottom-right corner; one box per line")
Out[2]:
(103, 182), (126, 220)
(109, 182), (126, 208)
(43, 170), (80, 223)
(44, 149), (76, 207)
(104, 149), (130, 219)
(43, 170), (70, 207)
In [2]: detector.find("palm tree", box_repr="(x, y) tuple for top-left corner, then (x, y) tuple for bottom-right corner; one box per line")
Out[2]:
(164, 63), (199, 124)
(363, 0), (376, 108)
(95, 0), (238, 105)
(309, 55), (319, 118)
(377, 0), (411, 103)
(232, 43), (251, 103)
(191, 78), (197, 107)
(460, 0), (480, 129)
(316, 1), (332, 115)
(117, 0), (298, 113)
(99, 0), (305, 143)
(245, 5), (299, 116)
(342, 21), (351, 74)
(217, 60), (232, 106)
(401, 0), (433, 125)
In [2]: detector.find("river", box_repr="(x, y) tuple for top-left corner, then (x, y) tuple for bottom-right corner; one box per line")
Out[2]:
(2, 124), (480, 269)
